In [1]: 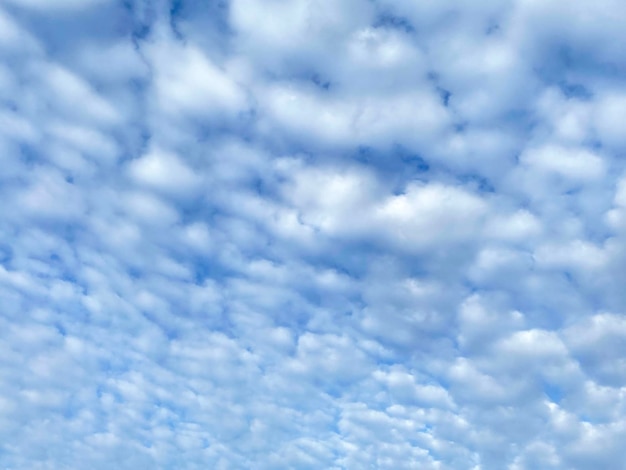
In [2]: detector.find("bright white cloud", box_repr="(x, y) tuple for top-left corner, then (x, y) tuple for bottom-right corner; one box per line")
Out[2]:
(128, 147), (202, 197)
(147, 41), (247, 119)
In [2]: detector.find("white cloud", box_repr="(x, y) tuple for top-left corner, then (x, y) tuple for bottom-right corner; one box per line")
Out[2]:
(0, 7), (39, 52)
(2, 0), (626, 469)
(281, 163), (489, 252)
(374, 182), (488, 249)
(260, 84), (449, 150)
(40, 63), (121, 125)
(147, 41), (247, 120)
(595, 92), (626, 150)
(128, 147), (202, 197)
(520, 145), (606, 182)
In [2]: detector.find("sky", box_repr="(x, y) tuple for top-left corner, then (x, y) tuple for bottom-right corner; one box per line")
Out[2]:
(1, 0), (626, 468)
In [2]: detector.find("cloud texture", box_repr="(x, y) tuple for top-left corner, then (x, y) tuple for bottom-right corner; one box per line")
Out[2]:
(1, 0), (626, 468)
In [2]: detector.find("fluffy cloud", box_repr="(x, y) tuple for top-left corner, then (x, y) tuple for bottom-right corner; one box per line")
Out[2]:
(1, 0), (626, 469)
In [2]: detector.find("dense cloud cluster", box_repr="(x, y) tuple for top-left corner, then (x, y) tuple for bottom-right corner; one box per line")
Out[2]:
(1, 0), (626, 468)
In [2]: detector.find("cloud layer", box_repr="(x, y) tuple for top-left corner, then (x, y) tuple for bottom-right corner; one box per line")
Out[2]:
(1, 0), (626, 468)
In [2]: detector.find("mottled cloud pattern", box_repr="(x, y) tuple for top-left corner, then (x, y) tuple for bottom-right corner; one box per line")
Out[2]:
(1, 1), (626, 469)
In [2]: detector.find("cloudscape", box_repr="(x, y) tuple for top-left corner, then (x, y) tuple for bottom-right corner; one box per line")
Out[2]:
(1, 0), (626, 468)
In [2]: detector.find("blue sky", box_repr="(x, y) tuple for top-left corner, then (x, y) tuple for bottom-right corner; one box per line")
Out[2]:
(1, 0), (626, 468)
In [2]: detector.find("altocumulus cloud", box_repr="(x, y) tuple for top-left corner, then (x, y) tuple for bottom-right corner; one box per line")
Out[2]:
(1, 0), (626, 469)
